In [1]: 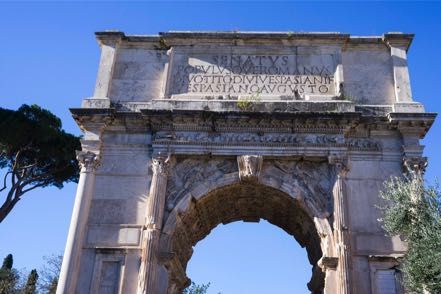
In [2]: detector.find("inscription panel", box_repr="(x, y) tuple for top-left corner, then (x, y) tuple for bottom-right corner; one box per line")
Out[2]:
(168, 48), (340, 99)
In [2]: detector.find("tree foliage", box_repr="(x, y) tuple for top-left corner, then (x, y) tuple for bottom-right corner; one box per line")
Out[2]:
(183, 282), (211, 294)
(22, 269), (38, 294)
(0, 254), (18, 294)
(38, 254), (62, 294)
(0, 254), (62, 294)
(1, 255), (13, 271)
(379, 175), (441, 293)
(0, 104), (81, 222)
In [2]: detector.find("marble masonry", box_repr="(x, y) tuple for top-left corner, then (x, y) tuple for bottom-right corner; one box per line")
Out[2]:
(57, 31), (436, 294)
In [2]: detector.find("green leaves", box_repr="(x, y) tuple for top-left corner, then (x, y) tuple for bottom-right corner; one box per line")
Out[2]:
(379, 175), (441, 293)
(183, 282), (211, 294)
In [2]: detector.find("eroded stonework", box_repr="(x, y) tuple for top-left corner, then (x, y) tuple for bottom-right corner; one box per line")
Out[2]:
(58, 31), (436, 294)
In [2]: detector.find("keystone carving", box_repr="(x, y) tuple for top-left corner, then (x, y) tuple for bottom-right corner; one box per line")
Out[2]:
(237, 155), (263, 182)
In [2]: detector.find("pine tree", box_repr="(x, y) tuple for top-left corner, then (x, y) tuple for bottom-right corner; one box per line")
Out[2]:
(1, 255), (12, 270)
(22, 269), (38, 294)
(47, 277), (58, 294)
(0, 254), (18, 294)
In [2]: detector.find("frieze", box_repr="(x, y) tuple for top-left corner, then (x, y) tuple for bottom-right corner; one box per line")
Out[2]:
(153, 131), (381, 151)
(143, 112), (353, 134)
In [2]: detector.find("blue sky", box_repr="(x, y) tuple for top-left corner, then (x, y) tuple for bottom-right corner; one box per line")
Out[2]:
(0, 1), (440, 293)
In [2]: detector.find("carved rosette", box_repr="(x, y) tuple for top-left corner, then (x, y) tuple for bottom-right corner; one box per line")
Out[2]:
(237, 155), (263, 182)
(403, 156), (427, 177)
(76, 151), (100, 173)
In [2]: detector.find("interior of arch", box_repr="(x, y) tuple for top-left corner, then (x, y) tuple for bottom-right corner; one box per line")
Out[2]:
(166, 182), (325, 293)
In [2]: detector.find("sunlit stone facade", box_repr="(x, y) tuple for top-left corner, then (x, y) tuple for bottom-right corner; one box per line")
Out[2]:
(57, 31), (435, 294)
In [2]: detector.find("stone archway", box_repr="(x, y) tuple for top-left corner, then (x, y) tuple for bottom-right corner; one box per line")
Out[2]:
(158, 156), (338, 294)
(57, 31), (436, 294)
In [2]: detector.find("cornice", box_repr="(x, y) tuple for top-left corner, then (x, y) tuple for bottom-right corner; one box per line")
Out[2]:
(95, 31), (414, 50)
(70, 107), (436, 139)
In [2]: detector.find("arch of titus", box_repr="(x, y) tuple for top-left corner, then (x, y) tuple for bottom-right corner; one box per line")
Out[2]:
(57, 31), (435, 294)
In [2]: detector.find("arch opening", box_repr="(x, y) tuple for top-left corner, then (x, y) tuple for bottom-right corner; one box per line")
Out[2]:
(163, 182), (325, 293)
(187, 220), (313, 293)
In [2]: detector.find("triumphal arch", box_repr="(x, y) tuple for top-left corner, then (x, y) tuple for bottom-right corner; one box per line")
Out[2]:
(57, 31), (435, 294)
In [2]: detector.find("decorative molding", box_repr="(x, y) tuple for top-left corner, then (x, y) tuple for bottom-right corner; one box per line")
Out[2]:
(237, 155), (263, 182)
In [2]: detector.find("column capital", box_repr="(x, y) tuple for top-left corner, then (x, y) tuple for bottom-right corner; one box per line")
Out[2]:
(328, 155), (349, 176)
(403, 156), (427, 176)
(151, 153), (171, 176)
(76, 151), (99, 172)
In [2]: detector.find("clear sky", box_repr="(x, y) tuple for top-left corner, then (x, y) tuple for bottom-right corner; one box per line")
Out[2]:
(0, 1), (440, 293)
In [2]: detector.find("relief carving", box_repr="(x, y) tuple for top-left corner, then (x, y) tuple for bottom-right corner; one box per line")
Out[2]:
(154, 131), (381, 151)
(266, 160), (334, 217)
(166, 157), (334, 218)
(165, 158), (237, 210)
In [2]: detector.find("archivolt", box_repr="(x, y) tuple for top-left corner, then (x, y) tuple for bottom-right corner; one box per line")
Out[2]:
(160, 159), (336, 293)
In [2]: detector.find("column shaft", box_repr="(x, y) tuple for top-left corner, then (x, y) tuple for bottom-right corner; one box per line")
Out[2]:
(57, 151), (99, 294)
(334, 172), (351, 294)
(330, 158), (352, 294)
(138, 156), (169, 294)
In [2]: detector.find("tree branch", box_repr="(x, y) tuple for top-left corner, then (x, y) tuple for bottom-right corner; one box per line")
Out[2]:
(21, 181), (51, 194)
(0, 171), (12, 192)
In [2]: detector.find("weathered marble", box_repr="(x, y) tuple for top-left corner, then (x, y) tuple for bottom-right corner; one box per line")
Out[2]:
(58, 31), (436, 294)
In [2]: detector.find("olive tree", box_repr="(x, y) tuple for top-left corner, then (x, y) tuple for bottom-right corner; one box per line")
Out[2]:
(379, 174), (441, 293)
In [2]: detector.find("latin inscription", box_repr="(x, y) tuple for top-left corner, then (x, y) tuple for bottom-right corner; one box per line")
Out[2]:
(171, 54), (336, 97)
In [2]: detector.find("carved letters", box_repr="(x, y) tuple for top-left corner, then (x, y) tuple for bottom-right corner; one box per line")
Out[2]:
(170, 53), (337, 97)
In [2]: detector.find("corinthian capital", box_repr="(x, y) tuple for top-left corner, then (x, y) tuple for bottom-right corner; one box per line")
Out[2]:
(151, 154), (170, 176)
(328, 155), (349, 176)
(403, 156), (427, 176)
(76, 151), (100, 172)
